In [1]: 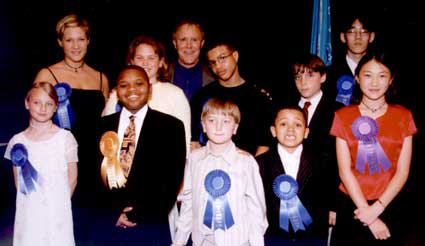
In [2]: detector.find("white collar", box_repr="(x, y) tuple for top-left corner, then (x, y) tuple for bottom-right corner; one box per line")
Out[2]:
(346, 54), (358, 76)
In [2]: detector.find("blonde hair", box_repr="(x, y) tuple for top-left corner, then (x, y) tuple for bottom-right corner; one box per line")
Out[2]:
(56, 14), (90, 40)
(201, 98), (241, 124)
(26, 82), (58, 106)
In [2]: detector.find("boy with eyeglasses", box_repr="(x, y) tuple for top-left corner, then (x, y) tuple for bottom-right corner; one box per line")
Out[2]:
(189, 39), (273, 156)
(326, 13), (376, 105)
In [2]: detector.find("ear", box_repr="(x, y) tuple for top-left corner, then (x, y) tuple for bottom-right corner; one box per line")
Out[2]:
(58, 39), (63, 48)
(201, 120), (207, 133)
(200, 39), (205, 49)
(232, 124), (239, 135)
(320, 73), (327, 84)
(270, 126), (277, 138)
(340, 33), (347, 44)
(24, 99), (30, 110)
(355, 75), (360, 84)
(173, 39), (177, 49)
(368, 32), (376, 43)
(304, 127), (310, 139)
(232, 50), (239, 62)
(159, 57), (165, 68)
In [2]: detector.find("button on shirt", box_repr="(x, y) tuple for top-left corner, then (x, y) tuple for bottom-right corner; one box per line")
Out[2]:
(277, 144), (303, 179)
(117, 105), (148, 152)
(299, 90), (323, 126)
(174, 141), (268, 246)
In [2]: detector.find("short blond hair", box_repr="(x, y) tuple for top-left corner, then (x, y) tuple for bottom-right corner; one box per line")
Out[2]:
(201, 98), (241, 124)
(56, 14), (90, 40)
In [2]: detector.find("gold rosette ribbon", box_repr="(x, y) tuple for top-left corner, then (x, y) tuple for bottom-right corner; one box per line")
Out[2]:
(100, 131), (127, 189)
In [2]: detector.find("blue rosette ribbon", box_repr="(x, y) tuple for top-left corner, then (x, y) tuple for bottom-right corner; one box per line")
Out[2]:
(335, 75), (355, 106)
(53, 83), (75, 129)
(273, 174), (312, 232)
(352, 116), (391, 175)
(10, 144), (39, 195)
(203, 169), (234, 231)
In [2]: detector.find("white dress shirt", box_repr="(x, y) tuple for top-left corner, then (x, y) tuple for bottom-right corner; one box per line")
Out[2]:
(346, 54), (358, 76)
(117, 105), (148, 151)
(174, 141), (268, 246)
(299, 90), (323, 126)
(277, 144), (303, 179)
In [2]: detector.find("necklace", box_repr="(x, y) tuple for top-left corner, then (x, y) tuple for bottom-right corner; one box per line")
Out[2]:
(361, 101), (387, 113)
(64, 60), (84, 72)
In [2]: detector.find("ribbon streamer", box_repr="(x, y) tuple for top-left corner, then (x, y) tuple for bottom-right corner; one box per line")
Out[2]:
(100, 131), (127, 189)
(203, 169), (234, 230)
(273, 174), (312, 232)
(10, 144), (39, 195)
(352, 116), (391, 175)
(335, 75), (355, 105)
(53, 83), (75, 129)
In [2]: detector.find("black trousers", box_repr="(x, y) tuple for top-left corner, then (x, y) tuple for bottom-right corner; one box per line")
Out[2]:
(331, 191), (403, 246)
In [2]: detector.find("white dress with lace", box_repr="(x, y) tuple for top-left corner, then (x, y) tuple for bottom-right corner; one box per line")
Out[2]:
(4, 129), (78, 246)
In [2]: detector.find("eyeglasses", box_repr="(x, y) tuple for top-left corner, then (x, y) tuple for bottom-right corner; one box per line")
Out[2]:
(208, 52), (233, 67)
(346, 29), (370, 36)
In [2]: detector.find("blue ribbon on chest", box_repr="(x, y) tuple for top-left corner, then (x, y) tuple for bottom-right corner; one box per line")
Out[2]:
(53, 83), (75, 129)
(273, 174), (312, 232)
(203, 169), (235, 231)
(335, 75), (355, 106)
(11, 144), (39, 195)
(352, 116), (391, 175)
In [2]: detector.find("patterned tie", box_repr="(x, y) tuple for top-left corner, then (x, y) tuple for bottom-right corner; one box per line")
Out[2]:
(303, 101), (311, 123)
(120, 115), (136, 177)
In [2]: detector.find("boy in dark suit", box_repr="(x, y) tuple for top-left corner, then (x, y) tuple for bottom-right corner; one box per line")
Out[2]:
(256, 106), (328, 245)
(291, 54), (343, 230)
(94, 65), (186, 245)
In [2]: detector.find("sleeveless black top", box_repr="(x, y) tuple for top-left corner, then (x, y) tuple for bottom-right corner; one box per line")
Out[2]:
(47, 67), (105, 204)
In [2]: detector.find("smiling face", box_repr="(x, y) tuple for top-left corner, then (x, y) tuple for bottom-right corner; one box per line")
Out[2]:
(356, 59), (393, 102)
(131, 44), (164, 84)
(173, 24), (204, 68)
(25, 88), (57, 124)
(271, 109), (309, 153)
(116, 67), (151, 114)
(58, 26), (89, 63)
(202, 113), (239, 147)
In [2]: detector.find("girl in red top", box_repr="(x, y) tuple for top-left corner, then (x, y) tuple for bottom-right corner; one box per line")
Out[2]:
(330, 51), (417, 245)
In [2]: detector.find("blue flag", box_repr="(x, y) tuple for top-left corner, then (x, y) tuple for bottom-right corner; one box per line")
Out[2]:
(310, 0), (332, 65)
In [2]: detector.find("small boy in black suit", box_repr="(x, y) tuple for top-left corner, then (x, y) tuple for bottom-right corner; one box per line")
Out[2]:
(256, 106), (328, 245)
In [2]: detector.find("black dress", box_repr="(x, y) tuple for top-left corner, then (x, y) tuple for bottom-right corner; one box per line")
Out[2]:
(46, 68), (105, 244)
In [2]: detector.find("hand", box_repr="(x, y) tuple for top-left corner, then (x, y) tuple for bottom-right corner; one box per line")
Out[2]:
(354, 202), (384, 225)
(368, 219), (391, 240)
(329, 211), (336, 226)
(115, 207), (137, 228)
(190, 141), (201, 151)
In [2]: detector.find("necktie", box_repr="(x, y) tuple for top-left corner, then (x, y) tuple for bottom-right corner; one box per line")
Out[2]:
(303, 101), (311, 123)
(120, 115), (136, 177)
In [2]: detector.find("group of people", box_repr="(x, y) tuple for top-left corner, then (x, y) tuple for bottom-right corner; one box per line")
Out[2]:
(3, 11), (417, 246)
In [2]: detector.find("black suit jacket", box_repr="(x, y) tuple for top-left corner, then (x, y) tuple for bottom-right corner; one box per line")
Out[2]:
(256, 145), (328, 240)
(96, 108), (186, 224)
(304, 92), (344, 212)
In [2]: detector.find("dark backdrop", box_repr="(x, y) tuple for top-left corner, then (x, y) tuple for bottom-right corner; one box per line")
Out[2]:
(1, 0), (423, 245)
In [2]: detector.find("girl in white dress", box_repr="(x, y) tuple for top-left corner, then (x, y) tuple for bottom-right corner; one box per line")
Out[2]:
(4, 82), (78, 246)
